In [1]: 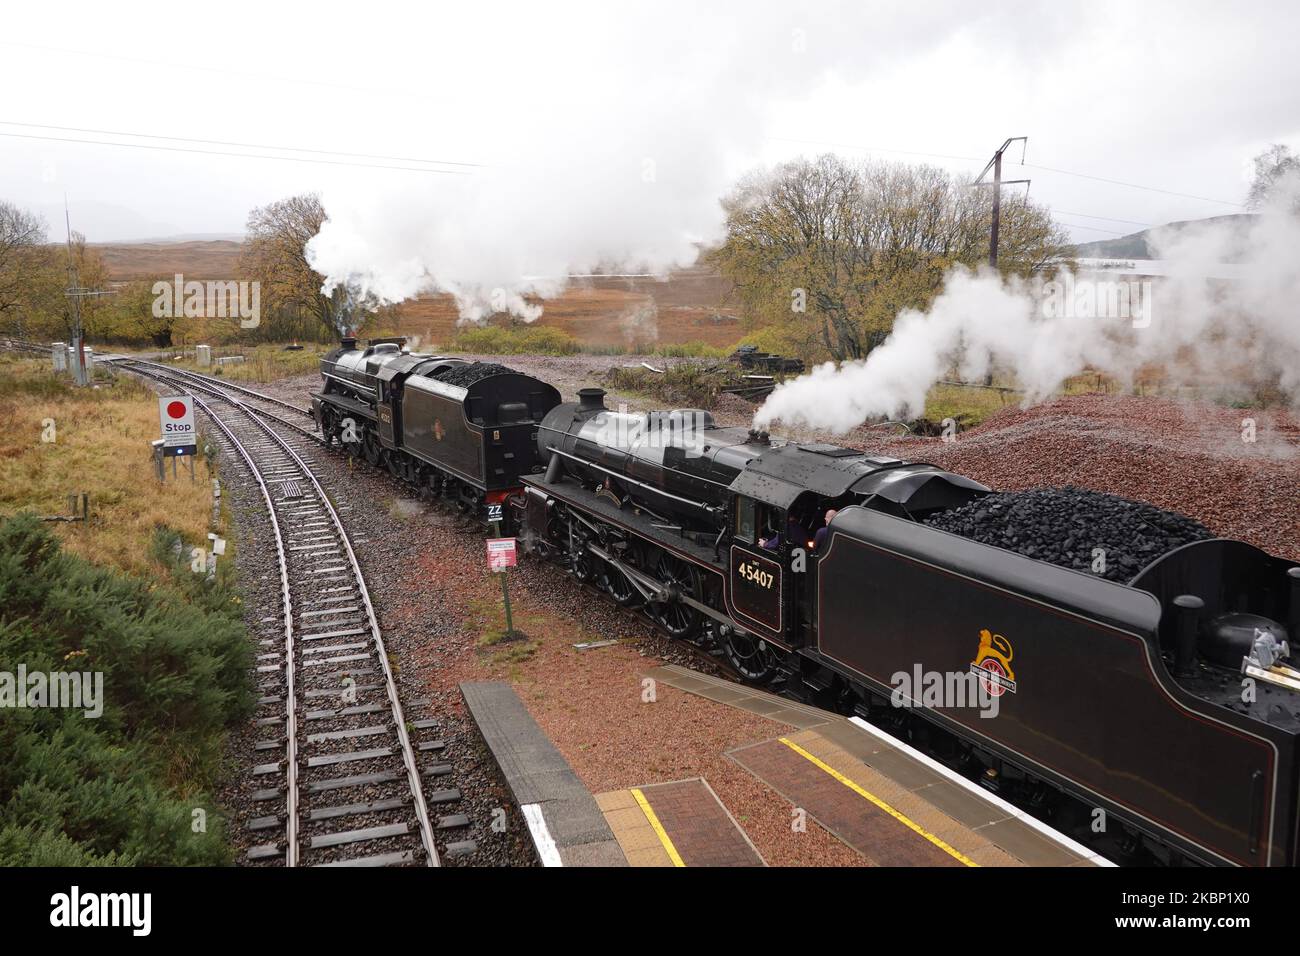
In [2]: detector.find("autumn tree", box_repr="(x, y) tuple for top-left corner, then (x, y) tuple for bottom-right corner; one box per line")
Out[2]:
(241, 193), (358, 340)
(0, 201), (53, 331)
(708, 155), (1071, 363)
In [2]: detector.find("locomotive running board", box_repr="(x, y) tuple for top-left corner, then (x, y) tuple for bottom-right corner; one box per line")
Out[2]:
(586, 542), (740, 632)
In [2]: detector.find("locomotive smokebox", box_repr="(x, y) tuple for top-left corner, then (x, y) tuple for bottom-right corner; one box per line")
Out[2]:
(578, 387), (607, 412)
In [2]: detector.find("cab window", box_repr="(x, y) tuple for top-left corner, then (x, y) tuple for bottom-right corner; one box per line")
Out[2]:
(735, 497), (756, 543)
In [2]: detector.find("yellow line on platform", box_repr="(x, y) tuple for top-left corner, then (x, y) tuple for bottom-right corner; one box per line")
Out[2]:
(630, 788), (685, 867)
(777, 736), (978, 867)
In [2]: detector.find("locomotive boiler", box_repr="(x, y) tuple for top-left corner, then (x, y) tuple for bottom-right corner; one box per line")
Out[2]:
(517, 387), (1300, 867)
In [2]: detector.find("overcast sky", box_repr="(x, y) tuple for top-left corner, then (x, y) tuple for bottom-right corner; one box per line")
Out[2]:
(2, 0), (1296, 254)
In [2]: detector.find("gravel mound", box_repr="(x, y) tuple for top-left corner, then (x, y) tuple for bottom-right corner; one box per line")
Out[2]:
(923, 486), (1213, 581)
(432, 362), (520, 387)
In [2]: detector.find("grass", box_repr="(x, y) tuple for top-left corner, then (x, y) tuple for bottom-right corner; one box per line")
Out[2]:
(921, 383), (1016, 430)
(469, 590), (543, 665)
(0, 354), (218, 578)
(158, 342), (328, 383)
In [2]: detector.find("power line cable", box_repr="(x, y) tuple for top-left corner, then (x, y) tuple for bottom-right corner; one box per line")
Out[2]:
(0, 120), (483, 168)
(0, 130), (471, 175)
(1053, 210), (1153, 227)
(772, 133), (1248, 208)
(1015, 162), (1244, 207)
(1054, 219), (1129, 236)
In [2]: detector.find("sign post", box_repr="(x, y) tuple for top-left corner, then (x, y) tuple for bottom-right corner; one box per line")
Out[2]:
(486, 526), (517, 638)
(159, 395), (198, 482)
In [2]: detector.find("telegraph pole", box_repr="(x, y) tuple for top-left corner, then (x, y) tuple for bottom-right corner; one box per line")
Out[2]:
(973, 138), (1030, 269)
(63, 201), (114, 386)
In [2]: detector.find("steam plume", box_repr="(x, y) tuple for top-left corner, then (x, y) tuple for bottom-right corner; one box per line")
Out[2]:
(755, 190), (1300, 433)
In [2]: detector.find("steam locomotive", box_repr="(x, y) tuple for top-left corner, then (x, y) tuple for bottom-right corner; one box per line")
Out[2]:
(314, 340), (1300, 866)
(311, 337), (560, 518)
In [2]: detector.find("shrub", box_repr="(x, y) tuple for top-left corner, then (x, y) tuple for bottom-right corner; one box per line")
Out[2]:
(603, 361), (737, 408)
(0, 514), (252, 865)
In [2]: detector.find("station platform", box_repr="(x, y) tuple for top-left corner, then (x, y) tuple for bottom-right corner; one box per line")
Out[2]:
(644, 664), (1111, 868)
(464, 669), (1111, 868)
(460, 681), (626, 866)
(596, 778), (765, 867)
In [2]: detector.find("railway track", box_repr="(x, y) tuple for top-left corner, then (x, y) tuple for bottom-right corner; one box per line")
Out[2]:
(118, 361), (470, 867)
(115, 357), (321, 441)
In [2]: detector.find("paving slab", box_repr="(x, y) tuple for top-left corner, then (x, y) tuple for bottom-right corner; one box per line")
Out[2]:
(598, 778), (765, 867)
(461, 681), (626, 867)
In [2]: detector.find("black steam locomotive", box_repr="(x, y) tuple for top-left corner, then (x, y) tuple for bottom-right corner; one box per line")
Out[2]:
(313, 341), (1300, 866)
(516, 387), (1300, 868)
(311, 337), (560, 517)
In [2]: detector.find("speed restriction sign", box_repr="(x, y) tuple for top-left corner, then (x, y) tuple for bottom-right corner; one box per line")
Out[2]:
(159, 395), (197, 454)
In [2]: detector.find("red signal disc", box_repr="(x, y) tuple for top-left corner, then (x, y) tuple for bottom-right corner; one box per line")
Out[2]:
(167, 400), (187, 419)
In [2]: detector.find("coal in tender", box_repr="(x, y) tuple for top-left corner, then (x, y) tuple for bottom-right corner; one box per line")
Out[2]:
(922, 486), (1212, 582)
(432, 362), (520, 387)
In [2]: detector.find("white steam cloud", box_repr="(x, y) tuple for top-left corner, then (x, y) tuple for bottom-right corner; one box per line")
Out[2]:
(301, 3), (1023, 325)
(755, 189), (1300, 433)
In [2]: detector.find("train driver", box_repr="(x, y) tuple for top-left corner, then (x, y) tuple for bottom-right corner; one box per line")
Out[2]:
(812, 509), (838, 551)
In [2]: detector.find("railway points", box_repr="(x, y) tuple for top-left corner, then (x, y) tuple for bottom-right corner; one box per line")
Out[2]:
(114, 358), (464, 866)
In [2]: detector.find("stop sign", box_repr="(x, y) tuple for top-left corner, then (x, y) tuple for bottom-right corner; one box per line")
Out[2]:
(159, 395), (196, 448)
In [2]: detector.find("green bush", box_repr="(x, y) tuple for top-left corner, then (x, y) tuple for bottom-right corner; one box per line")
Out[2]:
(603, 361), (737, 408)
(0, 513), (252, 865)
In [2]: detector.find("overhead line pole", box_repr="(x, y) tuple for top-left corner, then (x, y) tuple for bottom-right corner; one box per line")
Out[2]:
(62, 200), (116, 387)
(973, 137), (1030, 269)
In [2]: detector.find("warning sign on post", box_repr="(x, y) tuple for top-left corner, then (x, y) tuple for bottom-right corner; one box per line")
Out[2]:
(486, 537), (517, 572)
(159, 395), (197, 455)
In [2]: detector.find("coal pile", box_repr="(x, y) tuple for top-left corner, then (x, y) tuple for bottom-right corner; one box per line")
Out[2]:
(923, 486), (1213, 582)
(431, 362), (519, 387)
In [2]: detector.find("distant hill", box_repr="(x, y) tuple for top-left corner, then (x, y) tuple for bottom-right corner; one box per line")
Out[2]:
(92, 239), (245, 281)
(90, 239), (740, 348)
(1071, 213), (1258, 260)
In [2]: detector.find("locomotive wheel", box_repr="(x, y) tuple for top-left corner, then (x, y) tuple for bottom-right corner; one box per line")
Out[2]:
(362, 430), (383, 466)
(601, 562), (637, 606)
(653, 552), (701, 640)
(724, 631), (778, 684)
(570, 529), (597, 584)
(572, 548), (597, 584)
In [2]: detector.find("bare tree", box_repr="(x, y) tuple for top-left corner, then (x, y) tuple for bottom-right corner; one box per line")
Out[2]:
(1247, 144), (1300, 211)
(0, 201), (50, 322)
(709, 155), (1069, 362)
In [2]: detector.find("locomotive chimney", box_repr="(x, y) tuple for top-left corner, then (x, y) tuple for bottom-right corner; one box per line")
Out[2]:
(1172, 594), (1204, 677)
(340, 336), (357, 351)
(578, 387), (607, 412)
